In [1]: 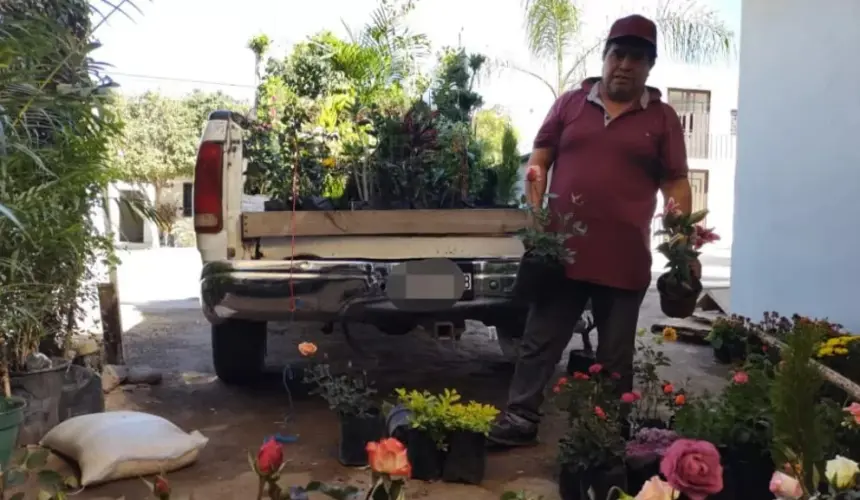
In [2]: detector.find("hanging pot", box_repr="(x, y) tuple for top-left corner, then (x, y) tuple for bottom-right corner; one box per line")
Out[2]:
(558, 464), (586, 500)
(338, 410), (383, 467)
(406, 428), (445, 481)
(441, 431), (486, 485)
(656, 273), (703, 318)
(512, 251), (565, 302)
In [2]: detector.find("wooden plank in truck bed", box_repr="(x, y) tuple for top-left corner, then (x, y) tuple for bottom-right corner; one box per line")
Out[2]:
(241, 209), (530, 238)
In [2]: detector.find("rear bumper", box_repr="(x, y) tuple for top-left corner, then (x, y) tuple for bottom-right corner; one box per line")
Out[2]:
(200, 258), (524, 325)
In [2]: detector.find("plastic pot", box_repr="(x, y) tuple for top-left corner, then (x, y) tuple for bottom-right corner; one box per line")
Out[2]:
(626, 455), (660, 495)
(385, 404), (412, 444)
(656, 273), (703, 319)
(441, 431), (486, 485)
(338, 410), (383, 467)
(565, 349), (595, 376)
(558, 464), (586, 500)
(406, 428), (445, 481)
(512, 252), (565, 302)
(712, 344), (733, 364)
(589, 463), (628, 500)
(11, 359), (70, 445)
(0, 397), (25, 467)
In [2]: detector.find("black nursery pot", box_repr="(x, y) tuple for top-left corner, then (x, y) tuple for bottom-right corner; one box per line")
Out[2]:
(338, 410), (383, 467)
(406, 428), (445, 481)
(590, 463), (628, 500)
(565, 349), (596, 376)
(723, 451), (774, 500)
(558, 464), (586, 500)
(441, 431), (487, 485)
(512, 252), (565, 302)
(626, 456), (660, 495)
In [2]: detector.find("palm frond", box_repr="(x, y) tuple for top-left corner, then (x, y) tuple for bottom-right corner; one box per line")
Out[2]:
(655, 0), (736, 65)
(524, 0), (580, 62)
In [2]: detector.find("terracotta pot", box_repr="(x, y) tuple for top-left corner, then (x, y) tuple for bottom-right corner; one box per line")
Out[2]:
(656, 273), (703, 318)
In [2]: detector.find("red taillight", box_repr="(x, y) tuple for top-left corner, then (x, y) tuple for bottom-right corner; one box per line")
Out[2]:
(193, 141), (223, 234)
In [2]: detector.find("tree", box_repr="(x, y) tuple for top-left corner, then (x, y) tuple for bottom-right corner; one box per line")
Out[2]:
(496, 125), (522, 205)
(474, 107), (517, 167)
(516, 0), (736, 98)
(111, 91), (248, 201)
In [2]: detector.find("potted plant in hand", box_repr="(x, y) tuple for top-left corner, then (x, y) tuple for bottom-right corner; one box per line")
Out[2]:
(513, 188), (586, 301)
(441, 400), (499, 485)
(654, 198), (719, 318)
(299, 342), (381, 467)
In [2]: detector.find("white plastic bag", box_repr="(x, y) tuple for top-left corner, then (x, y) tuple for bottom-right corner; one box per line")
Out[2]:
(40, 411), (208, 486)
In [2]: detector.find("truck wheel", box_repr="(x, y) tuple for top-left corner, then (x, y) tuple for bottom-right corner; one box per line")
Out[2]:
(212, 319), (267, 385)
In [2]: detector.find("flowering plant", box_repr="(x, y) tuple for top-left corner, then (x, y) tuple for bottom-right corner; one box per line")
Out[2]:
(625, 427), (680, 463)
(629, 328), (678, 427)
(558, 403), (625, 473)
(769, 455), (860, 499)
(613, 440), (724, 500)
(553, 363), (621, 422)
(517, 191), (586, 265)
(654, 198), (718, 288)
(298, 342), (377, 417)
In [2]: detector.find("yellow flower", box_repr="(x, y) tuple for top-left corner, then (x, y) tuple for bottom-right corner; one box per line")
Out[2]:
(826, 455), (859, 489)
(835, 347), (849, 355)
(818, 346), (835, 357)
(321, 157), (336, 168)
(662, 327), (678, 342)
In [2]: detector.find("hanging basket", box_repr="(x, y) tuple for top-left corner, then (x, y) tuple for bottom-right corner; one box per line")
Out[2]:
(656, 273), (703, 319)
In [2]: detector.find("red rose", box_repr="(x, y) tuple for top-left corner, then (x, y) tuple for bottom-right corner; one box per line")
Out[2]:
(366, 438), (411, 478)
(256, 438), (283, 476)
(660, 439), (724, 500)
(594, 406), (607, 419)
(663, 383), (675, 394)
(525, 166), (540, 183)
(153, 474), (170, 498)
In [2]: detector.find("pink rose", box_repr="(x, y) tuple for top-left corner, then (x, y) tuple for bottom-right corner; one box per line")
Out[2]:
(732, 371), (749, 384)
(588, 363), (603, 374)
(769, 471), (802, 499)
(845, 402), (860, 425)
(621, 392), (641, 404)
(660, 439), (723, 500)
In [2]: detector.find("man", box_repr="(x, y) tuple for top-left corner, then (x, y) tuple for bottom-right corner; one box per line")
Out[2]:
(489, 14), (700, 447)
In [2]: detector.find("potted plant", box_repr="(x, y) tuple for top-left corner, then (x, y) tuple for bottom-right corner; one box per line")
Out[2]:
(441, 400), (499, 485)
(707, 316), (752, 364)
(554, 367), (626, 499)
(298, 343), (382, 467)
(628, 328), (677, 433)
(513, 190), (586, 302)
(624, 427), (679, 493)
(558, 404), (627, 500)
(390, 388), (457, 480)
(654, 198), (719, 318)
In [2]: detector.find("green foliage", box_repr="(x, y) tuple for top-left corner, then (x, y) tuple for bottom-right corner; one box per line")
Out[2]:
(247, 34), (272, 59)
(707, 315), (752, 351)
(518, 193), (586, 264)
(495, 124), (521, 206)
(0, 0), (132, 371)
(394, 388), (500, 446)
(771, 319), (832, 490)
(110, 90), (248, 192)
(473, 107), (514, 167)
(303, 363), (377, 417)
(558, 409), (625, 472)
(1, 446), (78, 499)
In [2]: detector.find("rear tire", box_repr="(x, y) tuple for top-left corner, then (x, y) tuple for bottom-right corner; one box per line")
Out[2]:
(212, 319), (267, 385)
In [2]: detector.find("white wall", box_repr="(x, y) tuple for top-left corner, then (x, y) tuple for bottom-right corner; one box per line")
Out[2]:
(107, 181), (158, 249)
(732, 0), (860, 330)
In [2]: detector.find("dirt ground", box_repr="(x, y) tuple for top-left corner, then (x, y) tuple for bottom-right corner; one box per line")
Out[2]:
(73, 291), (729, 500)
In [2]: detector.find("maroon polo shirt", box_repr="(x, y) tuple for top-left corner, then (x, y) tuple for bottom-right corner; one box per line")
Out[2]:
(534, 77), (689, 291)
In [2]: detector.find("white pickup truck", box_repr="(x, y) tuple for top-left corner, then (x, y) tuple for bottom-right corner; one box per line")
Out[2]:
(192, 110), (533, 384)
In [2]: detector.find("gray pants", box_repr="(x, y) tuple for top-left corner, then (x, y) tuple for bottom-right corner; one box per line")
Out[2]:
(507, 279), (647, 423)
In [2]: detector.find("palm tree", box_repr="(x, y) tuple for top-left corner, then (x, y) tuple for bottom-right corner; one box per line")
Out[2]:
(516, 0), (735, 98)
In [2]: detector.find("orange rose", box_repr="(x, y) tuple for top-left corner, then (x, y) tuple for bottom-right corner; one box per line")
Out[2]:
(674, 394), (686, 406)
(366, 438), (411, 478)
(298, 342), (318, 357)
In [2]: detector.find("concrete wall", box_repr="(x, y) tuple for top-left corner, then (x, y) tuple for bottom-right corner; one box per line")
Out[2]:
(731, 0), (860, 330)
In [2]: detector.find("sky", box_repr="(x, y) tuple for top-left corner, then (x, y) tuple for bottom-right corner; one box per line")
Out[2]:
(94, 0), (741, 144)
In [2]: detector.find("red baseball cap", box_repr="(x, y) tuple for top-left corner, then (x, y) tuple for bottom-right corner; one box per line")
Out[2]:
(607, 14), (657, 48)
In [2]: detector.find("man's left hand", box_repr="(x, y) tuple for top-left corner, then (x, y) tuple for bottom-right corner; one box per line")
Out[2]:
(690, 258), (702, 280)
